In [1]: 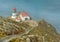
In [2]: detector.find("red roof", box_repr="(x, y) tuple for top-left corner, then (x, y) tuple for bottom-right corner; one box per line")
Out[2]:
(13, 8), (16, 10)
(20, 12), (28, 17)
(16, 17), (21, 20)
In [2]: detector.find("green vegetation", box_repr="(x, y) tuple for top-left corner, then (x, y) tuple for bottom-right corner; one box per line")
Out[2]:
(0, 16), (60, 42)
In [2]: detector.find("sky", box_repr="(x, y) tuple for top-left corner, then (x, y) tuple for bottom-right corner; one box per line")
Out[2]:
(0, 0), (60, 33)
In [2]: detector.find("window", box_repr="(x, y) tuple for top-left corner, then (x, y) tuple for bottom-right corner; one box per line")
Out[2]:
(25, 18), (28, 20)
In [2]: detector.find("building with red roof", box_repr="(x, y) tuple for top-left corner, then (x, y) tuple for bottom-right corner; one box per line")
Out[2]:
(11, 8), (31, 22)
(16, 16), (21, 22)
(19, 11), (31, 21)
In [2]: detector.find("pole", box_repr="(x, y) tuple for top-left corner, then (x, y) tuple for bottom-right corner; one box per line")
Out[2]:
(42, 36), (45, 42)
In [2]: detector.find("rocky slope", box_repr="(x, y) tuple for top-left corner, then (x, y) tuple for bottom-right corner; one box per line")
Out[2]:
(27, 20), (60, 42)
(0, 16), (60, 42)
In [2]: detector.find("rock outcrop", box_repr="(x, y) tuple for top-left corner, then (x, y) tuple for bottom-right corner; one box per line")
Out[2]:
(0, 16), (60, 42)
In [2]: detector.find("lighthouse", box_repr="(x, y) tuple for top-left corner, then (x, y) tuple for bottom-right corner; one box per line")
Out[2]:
(11, 8), (17, 18)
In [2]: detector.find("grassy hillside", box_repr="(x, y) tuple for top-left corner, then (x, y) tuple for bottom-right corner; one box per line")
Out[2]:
(0, 16), (60, 42)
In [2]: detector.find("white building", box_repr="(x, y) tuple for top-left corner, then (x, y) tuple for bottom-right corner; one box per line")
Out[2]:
(19, 11), (31, 21)
(16, 16), (21, 22)
(11, 8), (31, 22)
(11, 8), (17, 18)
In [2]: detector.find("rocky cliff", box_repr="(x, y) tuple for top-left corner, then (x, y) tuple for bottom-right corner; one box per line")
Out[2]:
(0, 16), (60, 42)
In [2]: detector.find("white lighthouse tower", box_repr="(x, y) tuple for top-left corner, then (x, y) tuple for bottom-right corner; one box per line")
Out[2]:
(11, 8), (17, 18)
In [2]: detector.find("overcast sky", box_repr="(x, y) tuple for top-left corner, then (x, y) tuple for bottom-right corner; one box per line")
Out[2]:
(0, 0), (60, 33)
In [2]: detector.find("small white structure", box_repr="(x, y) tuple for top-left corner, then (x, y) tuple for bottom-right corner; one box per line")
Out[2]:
(26, 38), (30, 42)
(19, 12), (30, 21)
(11, 8), (17, 18)
(16, 16), (21, 22)
(11, 13), (17, 18)
(11, 8), (31, 22)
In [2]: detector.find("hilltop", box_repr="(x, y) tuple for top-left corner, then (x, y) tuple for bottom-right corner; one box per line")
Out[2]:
(0, 16), (60, 42)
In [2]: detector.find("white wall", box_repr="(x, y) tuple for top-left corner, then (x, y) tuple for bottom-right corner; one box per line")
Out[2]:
(11, 13), (17, 18)
(20, 14), (30, 21)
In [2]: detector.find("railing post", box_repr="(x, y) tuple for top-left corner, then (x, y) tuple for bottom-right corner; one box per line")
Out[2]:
(42, 36), (45, 42)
